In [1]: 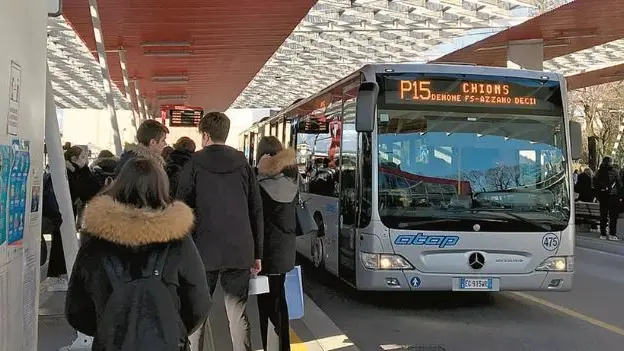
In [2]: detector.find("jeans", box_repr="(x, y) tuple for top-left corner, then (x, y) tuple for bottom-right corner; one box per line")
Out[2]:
(257, 274), (291, 351)
(206, 269), (251, 351)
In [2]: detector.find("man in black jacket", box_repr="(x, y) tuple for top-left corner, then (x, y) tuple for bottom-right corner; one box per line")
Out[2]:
(594, 156), (622, 241)
(176, 112), (263, 351)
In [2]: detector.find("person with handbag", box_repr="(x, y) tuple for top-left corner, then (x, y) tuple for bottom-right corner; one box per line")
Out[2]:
(254, 136), (299, 351)
(65, 158), (211, 351)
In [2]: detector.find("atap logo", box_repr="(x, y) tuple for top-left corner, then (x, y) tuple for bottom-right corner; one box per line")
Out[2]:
(394, 233), (460, 248)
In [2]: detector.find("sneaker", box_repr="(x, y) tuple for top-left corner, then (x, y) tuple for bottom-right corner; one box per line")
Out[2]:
(600, 235), (607, 240)
(608, 235), (620, 241)
(46, 277), (68, 292)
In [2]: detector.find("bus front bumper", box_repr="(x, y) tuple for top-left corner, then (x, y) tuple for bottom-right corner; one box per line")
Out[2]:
(356, 270), (573, 292)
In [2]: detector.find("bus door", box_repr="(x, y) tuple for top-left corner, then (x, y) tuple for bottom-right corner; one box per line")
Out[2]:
(338, 83), (359, 285)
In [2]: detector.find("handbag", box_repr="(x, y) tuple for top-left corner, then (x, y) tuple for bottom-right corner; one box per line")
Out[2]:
(295, 193), (318, 237)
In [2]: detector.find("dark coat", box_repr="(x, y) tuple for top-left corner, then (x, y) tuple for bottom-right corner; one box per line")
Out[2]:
(574, 172), (594, 202)
(65, 196), (211, 350)
(176, 144), (264, 271)
(115, 144), (165, 176)
(594, 164), (622, 199)
(166, 149), (193, 197)
(256, 149), (298, 275)
(66, 162), (99, 210)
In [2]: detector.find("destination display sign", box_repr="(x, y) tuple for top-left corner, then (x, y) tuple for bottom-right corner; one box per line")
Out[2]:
(168, 108), (203, 127)
(382, 74), (562, 114)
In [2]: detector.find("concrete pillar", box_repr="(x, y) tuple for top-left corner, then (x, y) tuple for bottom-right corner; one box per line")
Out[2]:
(47, 66), (94, 351)
(507, 39), (544, 71)
(134, 79), (145, 121)
(88, 0), (123, 156)
(118, 49), (139, 135)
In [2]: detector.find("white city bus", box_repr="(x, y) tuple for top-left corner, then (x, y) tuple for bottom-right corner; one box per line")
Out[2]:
(240, 64), (582, 291)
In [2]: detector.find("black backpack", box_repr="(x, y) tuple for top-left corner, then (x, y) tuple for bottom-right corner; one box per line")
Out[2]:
(98, 245), (188, 351)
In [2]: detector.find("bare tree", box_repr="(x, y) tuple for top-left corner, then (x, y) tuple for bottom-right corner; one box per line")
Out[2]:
(569, 82), (624, 159)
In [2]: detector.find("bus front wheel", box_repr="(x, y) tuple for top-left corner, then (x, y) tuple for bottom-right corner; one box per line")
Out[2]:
(311, 214), (325, 270)
(311, 236), (325, 269)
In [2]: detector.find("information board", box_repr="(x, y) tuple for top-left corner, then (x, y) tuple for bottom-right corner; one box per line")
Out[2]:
(381, 74), (563, 115)
(168, 108), (203, 127)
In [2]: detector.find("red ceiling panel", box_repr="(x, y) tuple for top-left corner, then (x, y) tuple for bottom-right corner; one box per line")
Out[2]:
(433, 0), (624, 84)
(62, 0), (317, 113)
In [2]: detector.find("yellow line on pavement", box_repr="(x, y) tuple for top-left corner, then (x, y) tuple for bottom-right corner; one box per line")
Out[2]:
(290, 328), (307, 351)
(510, 292), (624, 337)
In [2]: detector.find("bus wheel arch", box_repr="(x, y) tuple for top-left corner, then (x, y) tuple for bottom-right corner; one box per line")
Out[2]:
(311, 211), (326, 269)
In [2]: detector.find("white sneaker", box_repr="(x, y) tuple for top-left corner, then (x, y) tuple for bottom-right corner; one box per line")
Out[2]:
(46, 277), (68, 292)
(600, 235), (607, 240)
(608, 235), (620, 241)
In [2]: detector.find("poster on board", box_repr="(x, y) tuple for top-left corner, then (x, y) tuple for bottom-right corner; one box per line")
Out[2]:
(7, 139), (30, 247)
(0, 145), (11, 247)
(6, 61), (21, 136)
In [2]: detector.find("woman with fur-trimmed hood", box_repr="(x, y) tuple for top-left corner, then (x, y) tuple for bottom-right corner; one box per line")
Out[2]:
(254, 136), (299, 351)
(65, 158), (210, 350)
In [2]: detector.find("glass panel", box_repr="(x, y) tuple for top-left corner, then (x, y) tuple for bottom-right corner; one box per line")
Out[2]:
(377, 110), (570, 232)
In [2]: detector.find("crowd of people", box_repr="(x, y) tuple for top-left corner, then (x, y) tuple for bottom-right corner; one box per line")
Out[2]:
(43, 112), (298, 351)
(574, 156), (624, 241)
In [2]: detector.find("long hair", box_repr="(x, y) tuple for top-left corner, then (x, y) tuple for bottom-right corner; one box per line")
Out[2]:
(101, 158), (172, 210)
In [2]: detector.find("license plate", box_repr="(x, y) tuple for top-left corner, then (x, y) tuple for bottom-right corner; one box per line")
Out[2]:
(459, 278), (493, 290)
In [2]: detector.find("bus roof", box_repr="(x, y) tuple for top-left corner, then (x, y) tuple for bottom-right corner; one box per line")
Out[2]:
(239, 63), (565, 135)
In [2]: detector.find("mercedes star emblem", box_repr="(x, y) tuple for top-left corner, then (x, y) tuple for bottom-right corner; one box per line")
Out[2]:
(468, 252), (485, 270)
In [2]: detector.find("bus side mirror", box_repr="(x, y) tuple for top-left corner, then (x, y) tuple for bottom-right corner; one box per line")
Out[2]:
(355, 82), (379, 133)
(48, 0), (62, 17)
(569, 120), (582, 161)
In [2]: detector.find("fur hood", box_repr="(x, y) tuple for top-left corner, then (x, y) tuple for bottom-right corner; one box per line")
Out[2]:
(127, 143), (165, 166)
(257, 148), (296, 176)
(257, 149), (298, 203)
(82, 195), (194, 247)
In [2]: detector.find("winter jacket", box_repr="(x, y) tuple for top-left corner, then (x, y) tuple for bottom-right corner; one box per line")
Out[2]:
(166, 149), (193, 198)
(176, 144), (264, 271)
(65, 196), (211, 349)
(115, 144), (165, 176)
(594, 165), (622, 198)
(574, 173), (594, 202)
(66, 162), (99, 211)
(256, 149), (298, 275)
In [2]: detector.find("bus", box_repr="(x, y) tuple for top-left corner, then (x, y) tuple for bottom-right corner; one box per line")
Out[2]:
(240, 64), (583, 292)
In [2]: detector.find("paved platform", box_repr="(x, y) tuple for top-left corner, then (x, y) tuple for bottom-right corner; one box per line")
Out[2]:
(37, 276), (352, 351)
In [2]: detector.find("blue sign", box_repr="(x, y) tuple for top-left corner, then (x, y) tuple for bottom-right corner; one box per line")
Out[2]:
(394, 233), (460, 248)
(410, 277), (421, 288)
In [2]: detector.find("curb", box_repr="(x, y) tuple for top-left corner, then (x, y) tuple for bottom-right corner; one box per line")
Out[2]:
(293, 294), (360, 351)
(576, 235), (624, 256)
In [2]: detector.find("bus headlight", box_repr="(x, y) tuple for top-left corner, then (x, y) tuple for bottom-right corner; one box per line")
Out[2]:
(360, 252), (414, 270)
(535, 256), (574, 272)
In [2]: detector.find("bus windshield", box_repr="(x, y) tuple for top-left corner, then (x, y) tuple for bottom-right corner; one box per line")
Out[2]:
(376, 110), (570, 232)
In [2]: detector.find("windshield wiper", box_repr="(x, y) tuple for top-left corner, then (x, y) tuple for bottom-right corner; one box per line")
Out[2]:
(454, 208), (553, 231)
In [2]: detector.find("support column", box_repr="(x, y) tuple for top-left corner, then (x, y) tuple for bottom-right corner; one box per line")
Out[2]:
(143, 96), (150, 119)
(46, 67), (93, 351)
(134, 79), (145, 121)
(88, 0), (123, 156)
(118, 48), (139, 135)
(507, 39), (544, 71)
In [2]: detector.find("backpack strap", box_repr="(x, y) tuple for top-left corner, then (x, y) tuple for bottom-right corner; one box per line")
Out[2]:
(150, 244), (170, 278)
(101, 255), (131, 289)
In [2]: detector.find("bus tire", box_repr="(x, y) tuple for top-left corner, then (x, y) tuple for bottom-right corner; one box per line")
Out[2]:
(311, 213), (326, 270)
